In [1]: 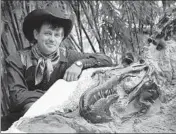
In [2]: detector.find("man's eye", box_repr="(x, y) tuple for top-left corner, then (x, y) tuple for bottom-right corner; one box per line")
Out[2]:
(45, 32), (51, 35)
(55, 34), (62, 37)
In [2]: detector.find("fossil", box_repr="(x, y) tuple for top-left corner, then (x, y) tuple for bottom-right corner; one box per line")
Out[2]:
(79, 62), (151, 123)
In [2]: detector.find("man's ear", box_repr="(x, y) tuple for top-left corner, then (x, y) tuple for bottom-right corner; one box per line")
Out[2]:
(33, 29), (38, 40)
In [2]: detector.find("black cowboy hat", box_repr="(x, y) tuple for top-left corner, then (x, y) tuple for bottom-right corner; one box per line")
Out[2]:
(23, 7), (73, 43)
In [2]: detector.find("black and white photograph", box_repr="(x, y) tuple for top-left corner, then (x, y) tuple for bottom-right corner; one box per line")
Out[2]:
(1, 0), (176, 133)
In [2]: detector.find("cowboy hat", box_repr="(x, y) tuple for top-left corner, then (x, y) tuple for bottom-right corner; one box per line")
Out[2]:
(23, 7), (73, 43)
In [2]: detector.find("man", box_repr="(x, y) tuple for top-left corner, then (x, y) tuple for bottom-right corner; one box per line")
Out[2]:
(4, 7), (113, 123)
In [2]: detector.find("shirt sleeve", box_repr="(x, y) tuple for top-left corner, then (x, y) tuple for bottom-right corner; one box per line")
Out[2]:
(5, 52), (44, 112)
(66, 49), (113, 69)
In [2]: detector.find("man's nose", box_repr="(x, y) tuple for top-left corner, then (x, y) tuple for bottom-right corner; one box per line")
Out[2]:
(49, 34), (55, 42)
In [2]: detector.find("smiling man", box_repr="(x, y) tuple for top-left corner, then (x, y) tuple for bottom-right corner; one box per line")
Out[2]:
(4, 7), (113, 126)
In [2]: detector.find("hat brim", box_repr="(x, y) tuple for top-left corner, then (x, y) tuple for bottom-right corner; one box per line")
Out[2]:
(23, 9), (73, 43)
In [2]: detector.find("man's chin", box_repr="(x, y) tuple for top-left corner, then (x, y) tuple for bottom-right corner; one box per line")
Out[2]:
(45, 48), (57, 55)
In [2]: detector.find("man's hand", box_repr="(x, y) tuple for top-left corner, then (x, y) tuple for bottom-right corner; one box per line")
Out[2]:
(63, 63), (83, 81)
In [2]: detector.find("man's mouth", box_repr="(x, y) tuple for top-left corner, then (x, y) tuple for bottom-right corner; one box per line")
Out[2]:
(46, 43), (55, 47)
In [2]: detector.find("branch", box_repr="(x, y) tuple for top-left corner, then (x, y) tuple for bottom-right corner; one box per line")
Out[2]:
(87, 1), (101, 41)
(69, 34), (81, 51)
(80, 1), (100, 45)
(80, 21), (97, 53)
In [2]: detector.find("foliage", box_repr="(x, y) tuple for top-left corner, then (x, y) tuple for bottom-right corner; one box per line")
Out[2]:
(2, 0), (176, 62)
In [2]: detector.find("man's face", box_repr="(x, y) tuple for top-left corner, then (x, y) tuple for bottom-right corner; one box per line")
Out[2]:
(34, 23), (64, 55)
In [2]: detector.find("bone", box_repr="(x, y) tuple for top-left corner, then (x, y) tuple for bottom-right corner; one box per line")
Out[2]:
(79, 62), (150, 124)
(80, 94), (119, 123)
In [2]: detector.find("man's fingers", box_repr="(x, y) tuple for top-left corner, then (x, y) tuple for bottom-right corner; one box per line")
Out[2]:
(64, 71), (78, 81)
(67, 73), (72, 81)
(63, 71), (68, 81)
(70, 74), (78, 81)
(64, 71), (71, 81)
(73, 74), (78, 81)
(69, 74), (74, 81)
(64, 63), (82, 81)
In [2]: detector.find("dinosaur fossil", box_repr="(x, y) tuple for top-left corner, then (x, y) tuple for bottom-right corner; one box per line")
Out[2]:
(79, 61), (155, 123)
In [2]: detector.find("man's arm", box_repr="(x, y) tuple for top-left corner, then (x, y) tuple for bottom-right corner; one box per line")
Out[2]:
(66, 49), (113, 69)
(5, 53), (44, 114)
(63, 49), (113, 81)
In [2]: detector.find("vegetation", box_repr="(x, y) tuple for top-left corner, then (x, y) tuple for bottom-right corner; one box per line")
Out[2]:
(1, 1), (176, 61)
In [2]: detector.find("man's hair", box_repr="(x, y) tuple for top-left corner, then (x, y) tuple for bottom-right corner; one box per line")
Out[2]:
(35, 17), (64, 32)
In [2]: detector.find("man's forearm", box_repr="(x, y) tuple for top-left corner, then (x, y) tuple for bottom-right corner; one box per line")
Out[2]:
(67, 49), (113, 69)
(80, 57), (113, 69)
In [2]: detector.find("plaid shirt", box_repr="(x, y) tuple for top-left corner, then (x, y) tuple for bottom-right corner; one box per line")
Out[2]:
(5, 46), (113, 112)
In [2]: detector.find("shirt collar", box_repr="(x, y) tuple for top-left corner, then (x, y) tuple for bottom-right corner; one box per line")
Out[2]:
(31, 45), (68, 62)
